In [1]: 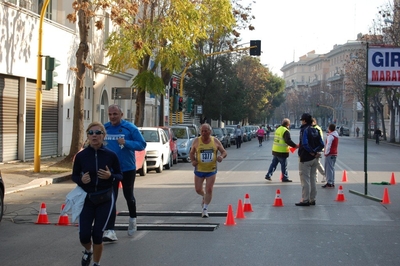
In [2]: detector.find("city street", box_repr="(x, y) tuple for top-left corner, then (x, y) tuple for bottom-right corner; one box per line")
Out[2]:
(1, 130), (400, 266)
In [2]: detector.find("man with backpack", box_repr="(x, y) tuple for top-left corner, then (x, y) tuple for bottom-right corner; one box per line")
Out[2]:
(296, 113), (324, 206)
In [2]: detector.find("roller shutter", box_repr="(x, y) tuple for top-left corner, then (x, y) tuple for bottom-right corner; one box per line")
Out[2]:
(0, 75), (19, 162)
(25, 80), (58, 159)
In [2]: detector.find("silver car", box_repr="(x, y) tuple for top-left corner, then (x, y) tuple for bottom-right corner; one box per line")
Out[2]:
(170, 126), (195, 162)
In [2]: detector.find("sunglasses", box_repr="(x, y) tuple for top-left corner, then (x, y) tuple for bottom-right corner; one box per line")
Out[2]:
(87, 130), (104, 135)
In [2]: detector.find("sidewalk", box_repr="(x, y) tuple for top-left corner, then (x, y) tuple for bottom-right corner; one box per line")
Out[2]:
(0, 156), (72, 195)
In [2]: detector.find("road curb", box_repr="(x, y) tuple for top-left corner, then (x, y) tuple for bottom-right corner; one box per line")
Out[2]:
(5, 174), (71, 195)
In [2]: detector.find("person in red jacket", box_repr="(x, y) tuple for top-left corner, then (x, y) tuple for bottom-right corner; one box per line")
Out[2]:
(322, 124), (339, 188)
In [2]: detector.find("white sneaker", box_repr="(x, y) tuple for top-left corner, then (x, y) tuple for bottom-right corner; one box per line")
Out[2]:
(102, 230), (118, 242)
(201, 209), (209, 218)
(128, 218), (137, 236)
(321, 176), (326, 183)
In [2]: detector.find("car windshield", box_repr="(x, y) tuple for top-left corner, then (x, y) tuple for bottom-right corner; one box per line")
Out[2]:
(213, 128), (223, 136)
(171, 128), (188, 139)
(141, 130), (159, 142)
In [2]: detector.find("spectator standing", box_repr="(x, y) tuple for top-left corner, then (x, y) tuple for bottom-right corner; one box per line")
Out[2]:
(356, 127), (360, 138)
(189, 123), (227, 218)
(322, 124), (339, 188)
(312, 118), (326, 183)
(72, 122), (123, 266)
(296, 113), (323, 206)
(103, 104), (146, 241)
(235, 124), (243, 149)
(265, 118), (297, 182)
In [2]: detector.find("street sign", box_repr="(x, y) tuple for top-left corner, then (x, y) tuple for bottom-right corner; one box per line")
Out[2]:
(195, 105), (203, 115)
(111, 87), (137, 99)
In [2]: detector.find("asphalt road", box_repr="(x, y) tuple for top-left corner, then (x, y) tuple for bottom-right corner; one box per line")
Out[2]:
(1, 130), (400, 266)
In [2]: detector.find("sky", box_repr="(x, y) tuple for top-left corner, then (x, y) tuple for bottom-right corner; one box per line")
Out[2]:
(239, 0), (390, 75)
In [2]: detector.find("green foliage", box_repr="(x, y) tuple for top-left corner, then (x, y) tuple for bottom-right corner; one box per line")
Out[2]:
(132, 70), (165, 95)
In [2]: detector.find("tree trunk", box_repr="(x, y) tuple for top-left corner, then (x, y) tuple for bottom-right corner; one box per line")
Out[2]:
(63, 1), (89, 163)
(135, 90), (146, 127)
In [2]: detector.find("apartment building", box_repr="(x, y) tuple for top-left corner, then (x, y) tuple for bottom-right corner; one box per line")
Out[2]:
(0, 1), (159, 162)
(281, 39), (364, 134)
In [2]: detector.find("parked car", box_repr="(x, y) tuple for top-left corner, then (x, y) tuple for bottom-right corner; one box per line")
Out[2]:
(175, 123), (200, 137)
(337, 126), (350, 136)
(224, 127), (236, 146)
(212, 128), (229, 148)
(160, 126), (178, 165)
(0, 171), (4, 222)
(135, 150), (147, 176)
(139, 127), (171, 173)
(170, 126), (195, 162)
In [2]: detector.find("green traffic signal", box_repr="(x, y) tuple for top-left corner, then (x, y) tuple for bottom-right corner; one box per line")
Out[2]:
(45, 56), (60, 90)
(186, 97), (194, 113)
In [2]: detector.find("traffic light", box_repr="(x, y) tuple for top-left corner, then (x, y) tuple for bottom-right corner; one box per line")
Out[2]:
(173, 95), (179, 112)
(186, 97), (194, 113)
(45, 56), (60, 90)
(250, 40), (261, 56)
(178, 96), (183, 112)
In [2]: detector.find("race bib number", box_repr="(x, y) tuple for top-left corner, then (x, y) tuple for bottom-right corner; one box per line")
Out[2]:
(200, 149), (214, 163)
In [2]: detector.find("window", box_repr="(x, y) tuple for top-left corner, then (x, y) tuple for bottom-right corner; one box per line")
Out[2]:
(67, 108), (70, 119)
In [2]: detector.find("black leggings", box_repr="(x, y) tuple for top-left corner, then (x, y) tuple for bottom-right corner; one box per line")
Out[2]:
(106, 170), (137, 229)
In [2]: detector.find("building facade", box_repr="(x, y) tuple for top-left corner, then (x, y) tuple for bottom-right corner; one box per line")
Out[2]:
(0, 1), (160, 162)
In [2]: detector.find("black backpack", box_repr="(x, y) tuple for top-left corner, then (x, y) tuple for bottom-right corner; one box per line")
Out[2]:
(304, 126), (324, 153)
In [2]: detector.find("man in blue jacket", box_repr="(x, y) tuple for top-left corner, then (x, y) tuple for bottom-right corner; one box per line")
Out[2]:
(103, 104), (146, 241)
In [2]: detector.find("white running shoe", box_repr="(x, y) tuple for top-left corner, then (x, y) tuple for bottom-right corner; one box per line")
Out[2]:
(128, 218), (137, 236)
(201, 209), (209, 218)
(102, 230), (118, 242)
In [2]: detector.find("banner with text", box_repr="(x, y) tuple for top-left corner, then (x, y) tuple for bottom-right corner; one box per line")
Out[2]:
(368, 47), (400, 86)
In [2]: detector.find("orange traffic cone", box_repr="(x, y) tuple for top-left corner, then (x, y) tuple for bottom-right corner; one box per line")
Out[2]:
(35, 202), (50, 224)
(342, 170), (348, 182)
(224, 204), (236, 226)
(382, 188), (391, 204)
(243, 193), (253, 212)
(118, 181), (122, 189)
(390, 172), (396, 185)
(235, 199), (246, 219)
(273, 189), (284, 207)
(57, 204), (70, 226)
(335, 185), (346, 201)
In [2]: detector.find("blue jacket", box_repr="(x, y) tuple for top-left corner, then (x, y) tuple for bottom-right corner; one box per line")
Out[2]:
(104, 119), (146, 172)
(72, 145), (123, 194)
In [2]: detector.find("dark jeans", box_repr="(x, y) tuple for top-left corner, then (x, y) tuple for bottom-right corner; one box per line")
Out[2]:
(236, 136), (242, 148)
(266, 155), (289, 180)
(106, 170), (137, 230)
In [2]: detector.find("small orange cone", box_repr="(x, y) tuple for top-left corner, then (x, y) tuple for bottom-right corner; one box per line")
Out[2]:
(382, 188), (391, 204)
(224, 204), (236, 226)
(390, 172), (396, 185)
(342, 170), (348, 182)
(273, 189), (284, 207)
(243, 193), (253, 212)
(235, 199), (246, 219)
(57, 204), (70, 226)
(35, 202), (50, 224)
(335, 185), (346, 202)
(118, 181), (122, 189)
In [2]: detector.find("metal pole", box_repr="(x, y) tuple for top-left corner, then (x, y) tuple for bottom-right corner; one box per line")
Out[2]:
(34, 0), (50, 173)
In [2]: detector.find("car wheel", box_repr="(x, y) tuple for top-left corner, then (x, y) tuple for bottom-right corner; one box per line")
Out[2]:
(138, 160), (147, 176)
(156, 157), (163, 173)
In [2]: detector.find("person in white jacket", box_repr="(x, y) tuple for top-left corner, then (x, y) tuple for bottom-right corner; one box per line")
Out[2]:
(322, 124), (339, 188)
